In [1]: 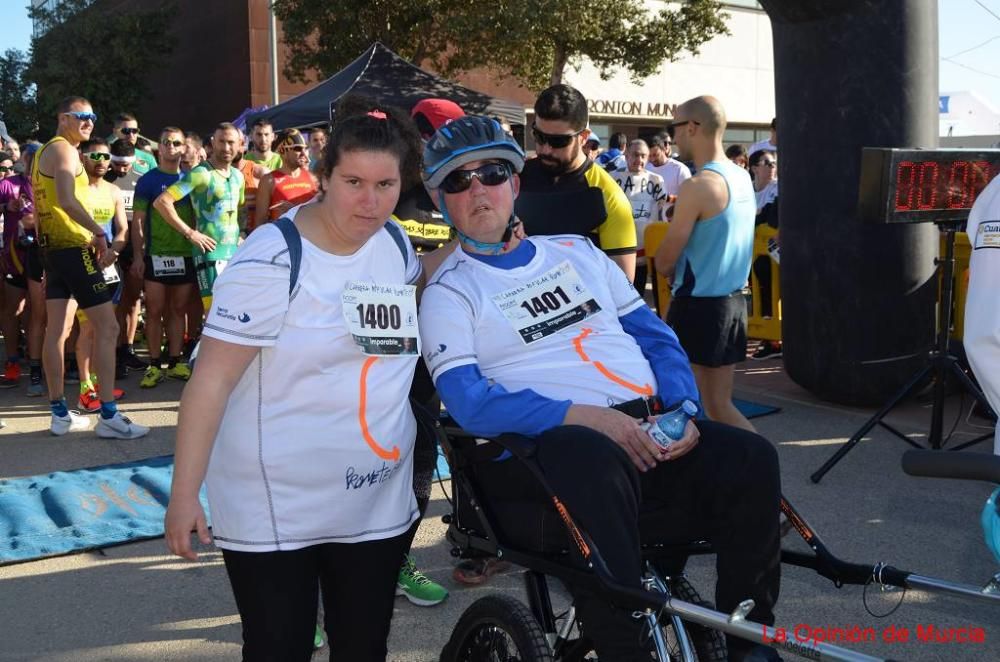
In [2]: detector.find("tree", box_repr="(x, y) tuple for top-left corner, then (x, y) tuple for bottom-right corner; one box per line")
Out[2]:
(272, 0), (729, 92)
(0, 49), (37, 140)
(272, 0), (457, 83)
(27, 0), (177, 137)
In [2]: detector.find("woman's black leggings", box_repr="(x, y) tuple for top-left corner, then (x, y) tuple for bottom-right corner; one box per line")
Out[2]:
(221, 522), (417, 662)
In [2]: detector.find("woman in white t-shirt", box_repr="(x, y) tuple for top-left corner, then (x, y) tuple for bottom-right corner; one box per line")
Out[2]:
(165, 102), (424, 661)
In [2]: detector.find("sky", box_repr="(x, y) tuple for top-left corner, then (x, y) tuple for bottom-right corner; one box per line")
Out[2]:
(2, 0), (1000, 110)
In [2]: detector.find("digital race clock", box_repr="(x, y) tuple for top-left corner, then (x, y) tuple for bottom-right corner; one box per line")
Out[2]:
(858, 148), (1000, 223)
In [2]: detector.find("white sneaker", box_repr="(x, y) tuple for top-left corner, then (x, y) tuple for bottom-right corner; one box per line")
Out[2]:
(95, 412), (150, 439)
(51, 410), (90, 436)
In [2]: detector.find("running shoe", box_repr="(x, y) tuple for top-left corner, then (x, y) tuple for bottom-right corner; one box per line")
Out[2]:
(26, 382), (45, 397)
(396, 555), (449, 606)
(166, 362), (192, 381)
(751, 342), (782, 361)
(452, 557), (511, 586)
(140, 365), (165, 388)
(119, 349), (148, 371)
(95, 412), (149, 439)
(79, 388), (125, 411)
(1, 360), (21, 386)
(78, 390), (101, 413)
(51, 410), (90, 436)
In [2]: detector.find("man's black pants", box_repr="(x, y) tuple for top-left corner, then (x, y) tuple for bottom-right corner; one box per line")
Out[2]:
(474, 421), (781, 662)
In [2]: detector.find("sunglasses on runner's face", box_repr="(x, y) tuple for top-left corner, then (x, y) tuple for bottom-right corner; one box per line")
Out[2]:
(284, 145), (307, 152)
(440, 163), (511, 194)
(757, 160), (777, 168)
(65, 111), (97, 123)
(0, 166), (11, 173)
(531, 125), (583, 149)
(84, 152), (111, 162)
(161, 139), (184, 147)
(119, 127), (139, 135)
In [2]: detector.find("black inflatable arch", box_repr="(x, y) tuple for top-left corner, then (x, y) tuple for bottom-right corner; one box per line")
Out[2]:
(758, 0), (939, 405)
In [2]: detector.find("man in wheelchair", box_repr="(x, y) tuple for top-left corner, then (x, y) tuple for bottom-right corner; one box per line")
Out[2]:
(419, 115), (781, 662)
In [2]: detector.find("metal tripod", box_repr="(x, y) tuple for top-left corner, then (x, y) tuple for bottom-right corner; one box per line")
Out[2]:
(811, 223), (996, 483)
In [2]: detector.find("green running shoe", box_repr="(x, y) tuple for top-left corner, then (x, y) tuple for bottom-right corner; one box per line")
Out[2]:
(314, 625), (325, 650)
(396, 554), (448, 606)
(140, 365), (165, 389)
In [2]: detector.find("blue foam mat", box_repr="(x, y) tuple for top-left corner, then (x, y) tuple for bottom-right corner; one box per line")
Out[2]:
(0, 455), (209, 565)
(434, 398), (780, 480)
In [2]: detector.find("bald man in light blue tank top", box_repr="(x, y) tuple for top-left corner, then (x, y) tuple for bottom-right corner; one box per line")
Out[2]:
(655, 96), (757, 432)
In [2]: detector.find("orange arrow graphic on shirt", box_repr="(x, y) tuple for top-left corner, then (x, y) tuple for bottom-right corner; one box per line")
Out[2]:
(572, 327), (653, 396)
(358, 356), (401, 461)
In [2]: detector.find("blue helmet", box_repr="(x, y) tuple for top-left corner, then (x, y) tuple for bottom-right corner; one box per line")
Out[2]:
(422, 115), (524, 189)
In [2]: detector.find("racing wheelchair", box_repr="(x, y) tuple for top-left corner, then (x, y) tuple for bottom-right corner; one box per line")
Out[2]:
(421, 405), (1000, 662)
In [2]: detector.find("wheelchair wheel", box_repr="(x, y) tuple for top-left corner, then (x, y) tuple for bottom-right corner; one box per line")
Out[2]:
(660, 577), (727, 662)
(441, 594), (554, 662)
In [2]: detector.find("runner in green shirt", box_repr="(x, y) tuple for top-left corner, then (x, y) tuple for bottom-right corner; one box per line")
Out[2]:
(153, 122), (245, 308)
(132, 126), (198, 387)
(247, 118), (283, 171)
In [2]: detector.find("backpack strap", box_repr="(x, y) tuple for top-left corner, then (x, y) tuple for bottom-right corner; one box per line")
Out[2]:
(273, 216), (302, 296)
(383, 219), (409, 264)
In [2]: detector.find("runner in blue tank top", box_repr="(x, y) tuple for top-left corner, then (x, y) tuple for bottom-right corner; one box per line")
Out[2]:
(654, 95), (758, 432)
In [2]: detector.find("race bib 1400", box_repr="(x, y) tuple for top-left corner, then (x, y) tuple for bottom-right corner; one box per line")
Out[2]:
(341, 281), (420, 356)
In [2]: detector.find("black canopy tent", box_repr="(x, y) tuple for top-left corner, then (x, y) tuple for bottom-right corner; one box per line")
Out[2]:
(245, 42), (526, 130)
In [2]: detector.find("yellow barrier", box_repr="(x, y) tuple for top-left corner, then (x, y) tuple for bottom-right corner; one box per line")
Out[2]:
(643, 223), (672, 316)
(748, 225), (781, 342)
(946, 232), (971, 341)
(647, 226), (972, 343)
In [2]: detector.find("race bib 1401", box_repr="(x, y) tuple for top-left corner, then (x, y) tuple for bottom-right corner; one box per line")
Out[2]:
(491, 261), (601, 344)
(341, 281), (420, 356)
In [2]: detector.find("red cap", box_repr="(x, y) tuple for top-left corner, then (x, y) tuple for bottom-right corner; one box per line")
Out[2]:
(411, 98), (466, 133)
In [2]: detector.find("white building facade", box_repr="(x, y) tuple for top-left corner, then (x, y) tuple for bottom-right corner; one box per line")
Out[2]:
(545, 1), (776, 149)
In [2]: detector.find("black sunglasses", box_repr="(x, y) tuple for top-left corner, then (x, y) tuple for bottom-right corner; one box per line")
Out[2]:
(441, 163), (511, 194)
(161, 139), (184, 147)
(531, 125), (583, 149)
(120, 127), (140, 135)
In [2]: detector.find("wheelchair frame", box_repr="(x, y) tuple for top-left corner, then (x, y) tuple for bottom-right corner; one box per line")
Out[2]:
(431, 418), (996, 661)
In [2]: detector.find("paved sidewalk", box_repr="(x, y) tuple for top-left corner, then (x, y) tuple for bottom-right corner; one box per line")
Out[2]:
(1, 359), (997, 661)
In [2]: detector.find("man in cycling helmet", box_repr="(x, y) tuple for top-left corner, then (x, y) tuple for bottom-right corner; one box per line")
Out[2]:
(420, 115), (782, 662)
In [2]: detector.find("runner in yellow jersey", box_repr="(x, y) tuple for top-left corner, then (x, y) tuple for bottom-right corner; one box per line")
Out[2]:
(31, 96), (148, 439)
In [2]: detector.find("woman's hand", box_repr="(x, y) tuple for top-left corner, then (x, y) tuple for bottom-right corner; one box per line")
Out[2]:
(165, 495), (212, 561)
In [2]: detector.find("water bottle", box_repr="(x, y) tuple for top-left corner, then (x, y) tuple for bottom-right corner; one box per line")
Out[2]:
(643, 400), (698, 449)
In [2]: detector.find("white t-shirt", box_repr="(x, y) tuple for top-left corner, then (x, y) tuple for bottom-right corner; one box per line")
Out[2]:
(201, 217), (422, 551)
(964, 176), (1000, 454)
(755, 179), (779, 213)
(611, 167), (668, 252)
(420, 236), (655, 406)
(647, 158), (692, 199)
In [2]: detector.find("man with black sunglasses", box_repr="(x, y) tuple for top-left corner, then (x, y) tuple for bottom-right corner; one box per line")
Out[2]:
(517, 85), (636, 281)
(32, 96), (148, 438)
(111, 113), (156, 175)
(420, 115), (781, 662)
(132, 127), (198, 388)
(654, 96), (757, 433)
